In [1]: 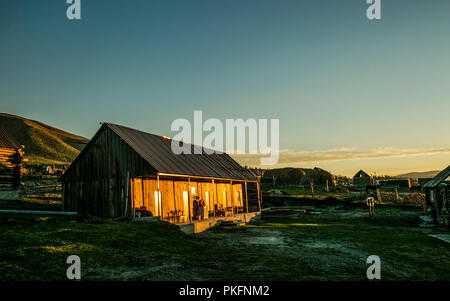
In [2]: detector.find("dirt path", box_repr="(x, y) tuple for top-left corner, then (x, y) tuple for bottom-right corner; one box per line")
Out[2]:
(194, 205), (448, 280)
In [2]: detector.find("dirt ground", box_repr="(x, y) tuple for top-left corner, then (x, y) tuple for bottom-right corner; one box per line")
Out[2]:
(197, 205), (450, 280)
(1, 202), (449, 281)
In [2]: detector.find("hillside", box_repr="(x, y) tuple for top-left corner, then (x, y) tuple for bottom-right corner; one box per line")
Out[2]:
(396, 170), (440, 179)
(0, 113), (88, 166)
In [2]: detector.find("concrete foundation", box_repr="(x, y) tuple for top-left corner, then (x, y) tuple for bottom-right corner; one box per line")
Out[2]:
(179, 211), (260, 234)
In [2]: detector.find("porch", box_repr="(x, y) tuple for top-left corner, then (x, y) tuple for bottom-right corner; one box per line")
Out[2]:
(130, 174), (262, 225)
(132, 211), (260, 234)
(178, 211), (261, 234)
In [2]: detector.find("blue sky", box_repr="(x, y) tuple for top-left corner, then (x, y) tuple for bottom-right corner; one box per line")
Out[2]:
(1, 0), (450, 175)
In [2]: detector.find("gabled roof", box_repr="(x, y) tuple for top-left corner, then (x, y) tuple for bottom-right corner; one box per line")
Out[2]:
(424, 165), (450, 188)
(353, 170), (370, 178)
(65, 122), (257, 182)
(0, 125), (21, 149)
(106, 123), (257, 181)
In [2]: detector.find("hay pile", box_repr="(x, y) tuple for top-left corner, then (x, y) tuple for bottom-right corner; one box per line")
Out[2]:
(401, 193), (426, 205)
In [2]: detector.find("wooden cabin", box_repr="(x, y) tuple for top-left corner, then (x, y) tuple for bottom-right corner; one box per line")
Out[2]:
(0, 125), (24, 197)
(60, 122), (261, 223)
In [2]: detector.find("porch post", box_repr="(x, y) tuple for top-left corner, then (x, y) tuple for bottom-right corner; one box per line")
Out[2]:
(130, 179), (134, 218)
(245, 181), (249, 214)
(188, 177), (192, 223)
(214, 179), (219, 217)
(257, 181), (261, 213)
(230, 180), (234, 214)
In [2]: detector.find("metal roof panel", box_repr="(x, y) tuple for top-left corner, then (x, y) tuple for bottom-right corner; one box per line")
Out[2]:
(104, 122), (257, 181)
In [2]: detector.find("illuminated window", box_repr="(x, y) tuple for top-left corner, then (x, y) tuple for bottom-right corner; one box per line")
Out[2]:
(205, 191), (210, 210)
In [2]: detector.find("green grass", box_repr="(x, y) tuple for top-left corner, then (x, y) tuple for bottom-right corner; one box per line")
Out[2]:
(0, 197), (62, 211)
(0, 204), (449, 281)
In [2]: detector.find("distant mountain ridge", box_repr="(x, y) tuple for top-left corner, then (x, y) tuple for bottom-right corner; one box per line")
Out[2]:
(396, 170), (440, 179)
(0, 113), (88, 166)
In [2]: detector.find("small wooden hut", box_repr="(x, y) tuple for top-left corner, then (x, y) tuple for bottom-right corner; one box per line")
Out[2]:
(60, 122), (261, 223)
(424, 165), (450, 226)
(0, 125), (24, 197)
(352, 170), (372, 187)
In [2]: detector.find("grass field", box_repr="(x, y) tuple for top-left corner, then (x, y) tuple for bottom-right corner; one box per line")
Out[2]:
(0, 201), (449, 281)
(0, 197), (62, 211)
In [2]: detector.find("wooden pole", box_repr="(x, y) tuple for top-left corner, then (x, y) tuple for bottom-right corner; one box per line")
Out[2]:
(245, 181), (249, 214)
(172, 180), (177, 213)
(257, 181), (261, 213)
(133, 179), (136, 218)
(260, 182), (263, 212)
(126, 172), (130, 217)
(140, 176), (145, 210)
(230, 180), (234, 215)
(188, 177), (192, 223)
(214, 179), (219, 217)
(377, 188), (382, 204)
(212, 179), (216, 218)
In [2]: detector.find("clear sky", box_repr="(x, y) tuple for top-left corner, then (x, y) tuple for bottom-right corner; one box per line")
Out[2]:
(1, 0), (450, 176)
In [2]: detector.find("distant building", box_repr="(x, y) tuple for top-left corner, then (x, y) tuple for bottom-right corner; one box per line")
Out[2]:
(424, 165), (450, 226)
(0, 125), (24, 200)
(353, 170), (372, 187)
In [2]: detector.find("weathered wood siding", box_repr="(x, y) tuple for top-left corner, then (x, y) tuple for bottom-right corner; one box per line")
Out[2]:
(62, 126), (156, 217)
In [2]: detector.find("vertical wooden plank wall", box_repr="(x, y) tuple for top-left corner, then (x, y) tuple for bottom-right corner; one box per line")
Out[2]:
(62, 126), (156, 218)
